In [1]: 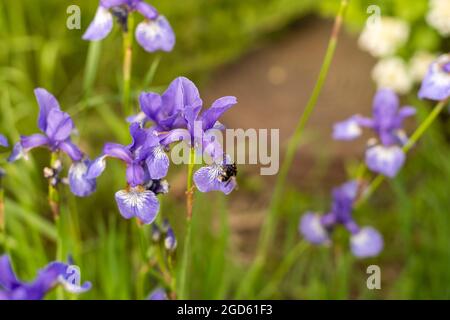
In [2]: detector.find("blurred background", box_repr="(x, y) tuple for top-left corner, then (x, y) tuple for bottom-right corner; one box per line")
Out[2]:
(0, 0), (449, 299)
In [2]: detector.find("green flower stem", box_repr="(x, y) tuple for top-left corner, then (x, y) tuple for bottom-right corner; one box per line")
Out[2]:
(355, 98), (449, 207)
(258, 241), (309, 298)
(0, 180), (4, 233)
(49, 152), (64, 299)
(237, 0), (349, 298)
(178, 148), (196, 299)
(122, 14), (135, 116)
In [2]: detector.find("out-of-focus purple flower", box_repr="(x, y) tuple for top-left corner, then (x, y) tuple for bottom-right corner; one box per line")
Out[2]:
(88, 123), (169, 224)
(7, 89), (96, 197)
(299, 181), (383, 258)
(83, 0), (175, 53)
(333, 89), (415, 177)
(164, 226), (177, 252)
(147, 287), (168, 300)
(0, 255), (91, 300)
(418, 53), (450, 101)
(0, 135), (8, 148)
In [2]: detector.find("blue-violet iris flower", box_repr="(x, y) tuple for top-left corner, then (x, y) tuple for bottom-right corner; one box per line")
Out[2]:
(83, 0), (175, 53)
(138, 77), (238, 194)
(87, 122), (169, 224)
(333, 89), (415, 177)
(8, 88), (96, 197)
(0, 255), (91, 300)
(299, 181), (383, 258)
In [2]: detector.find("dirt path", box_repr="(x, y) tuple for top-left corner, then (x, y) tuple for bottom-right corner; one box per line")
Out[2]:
(202, 17), (376, 257)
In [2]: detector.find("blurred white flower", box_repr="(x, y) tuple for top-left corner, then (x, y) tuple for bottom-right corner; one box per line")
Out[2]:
(409, 51), (437, 83)
(372, 57), (413, 94)
(426, 0), (450, 36)
(358, 17), (409, 58)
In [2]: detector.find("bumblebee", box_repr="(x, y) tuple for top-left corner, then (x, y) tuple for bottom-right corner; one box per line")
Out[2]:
(218, 163), (237, 183)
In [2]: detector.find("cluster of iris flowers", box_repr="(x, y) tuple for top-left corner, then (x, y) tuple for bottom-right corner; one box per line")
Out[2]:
(299, 53), (449, 257)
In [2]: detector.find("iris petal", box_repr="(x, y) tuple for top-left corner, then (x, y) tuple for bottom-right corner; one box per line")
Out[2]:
(115, 187), (160, 224)
(350, 227), (383, 258)
(135, 16), (175, 52)
(365, 145), (405, 177)
(82, 6), (114, 41)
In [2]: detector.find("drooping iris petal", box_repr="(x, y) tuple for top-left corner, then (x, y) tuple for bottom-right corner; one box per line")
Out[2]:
(126, 163), (145, 187)
(418, 54), (450, 100)
(86, 156), (107, 179)
(82, 6), (114, 41)
(34, 88), (61, 133)
(135, 16), (175, 52)
(59, 141), (83, 162)
(333, 117), (363, 140)
(193, 164), (236, 195)
(57, 265), (92, 294)
(200, 96), (237, 131)
(115, 187), (160, 224)
(103, 143), (133, 163)
(0, 134), (8, 147)
(20, 134), (49, 150)
(45, 109), (74, 142)
(350, 227), (383, 258)
(135, 1), (158, 20)
(68, 160), (97, 197)
(146, 146), (169, 179)
(299, 212), (330, 245)
(365, 145), (405, 177)
(147, 288), (168, 300)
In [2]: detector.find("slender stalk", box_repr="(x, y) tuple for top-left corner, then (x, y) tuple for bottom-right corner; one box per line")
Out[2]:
(49, 152), (64, 299)
(259, 241), (309, 298)
(122, 14), (135, 116)
(237, 0), (349, 298)
(356, 98), (449, 207)
(178, 148), (196, 299)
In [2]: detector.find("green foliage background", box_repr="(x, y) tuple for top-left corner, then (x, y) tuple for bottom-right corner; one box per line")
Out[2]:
(0, 0), (449, 299)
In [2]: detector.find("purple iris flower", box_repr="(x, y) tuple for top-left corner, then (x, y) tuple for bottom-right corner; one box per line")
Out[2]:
(418, 53), (450, 101)
(147, 287), (168, 300)
(333, 89), (415, 177)
(87, 123), (169, 224)
(299, 181), (383, 258)
(8, 88), (96, 197)
(0, 255), (91, 300)
(83, 0), (175, 53)
(138, 77), (238, 194)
